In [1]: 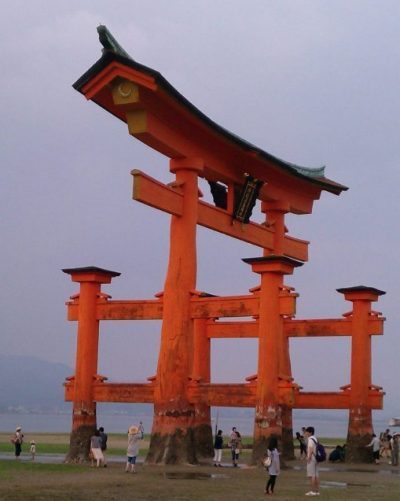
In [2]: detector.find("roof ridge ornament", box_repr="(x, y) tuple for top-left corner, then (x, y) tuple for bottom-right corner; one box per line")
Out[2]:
(97, 25), (133, 60)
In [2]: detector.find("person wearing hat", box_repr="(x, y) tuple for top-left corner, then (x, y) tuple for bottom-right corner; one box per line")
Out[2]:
(11, 426), (24, 459)
(125, 425), (143, 473)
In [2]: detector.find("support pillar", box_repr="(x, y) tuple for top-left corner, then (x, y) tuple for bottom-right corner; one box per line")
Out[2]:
(147, 157), (204, 464)
(62, 266), (120, 462)
(337, 286), (385, 462)
(243, 256), (302, 463)
(191, 317), (213, 457)
(261, 202), (296, 458)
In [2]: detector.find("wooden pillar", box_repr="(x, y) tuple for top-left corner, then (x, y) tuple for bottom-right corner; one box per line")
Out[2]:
(191, 317), (213, 457)
(261, 201), (296, 459)
(62, 266), (120, 462)
(337, 286), (385, 462)
(243, 256), (302, 463)
(147, 157), (204, 464)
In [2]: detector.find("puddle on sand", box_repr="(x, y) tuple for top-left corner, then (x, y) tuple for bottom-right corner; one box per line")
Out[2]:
(321, 481), (370, 489)
(165, 472), (230, 480)
(292, 465), (400, 476)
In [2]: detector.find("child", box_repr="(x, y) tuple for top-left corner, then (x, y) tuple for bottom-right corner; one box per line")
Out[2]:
(264, 436), (280, 495)
(30, 440), (36, 460)
(125, 425), (142, 473)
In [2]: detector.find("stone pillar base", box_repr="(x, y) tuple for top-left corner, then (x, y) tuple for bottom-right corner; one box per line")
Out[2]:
(65, 424), (96, 463)
(346, 433), (374, 463)
(193, 423), (213, 458)
(146, 428), (198, 464)
(281, 425), (295, 460)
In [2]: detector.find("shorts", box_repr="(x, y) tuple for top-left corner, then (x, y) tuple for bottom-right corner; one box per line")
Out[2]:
(127, 456), (137, 464)
(306, 459), (319, 478)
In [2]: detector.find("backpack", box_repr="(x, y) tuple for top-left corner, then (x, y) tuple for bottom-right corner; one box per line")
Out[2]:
(312, 438), (326, 462)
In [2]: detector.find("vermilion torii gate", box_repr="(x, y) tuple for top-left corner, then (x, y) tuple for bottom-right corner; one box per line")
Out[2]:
(63, 27), (385, 464)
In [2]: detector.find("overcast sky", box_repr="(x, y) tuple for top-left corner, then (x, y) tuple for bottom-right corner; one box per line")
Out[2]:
(1, 0), (399, 418)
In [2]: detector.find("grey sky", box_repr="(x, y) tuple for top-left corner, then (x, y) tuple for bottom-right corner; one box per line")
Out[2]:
(1, 0), (399, 417)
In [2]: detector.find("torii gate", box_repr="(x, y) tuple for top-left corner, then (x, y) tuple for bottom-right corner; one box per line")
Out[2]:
(63, 27), (385, 464)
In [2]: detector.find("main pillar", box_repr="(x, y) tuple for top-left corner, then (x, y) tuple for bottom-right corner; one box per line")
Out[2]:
(146, 157), (205, 464)
(63, 266), (120, 462)
(338, 286), (385, 462)
(243, 256), (302, 463)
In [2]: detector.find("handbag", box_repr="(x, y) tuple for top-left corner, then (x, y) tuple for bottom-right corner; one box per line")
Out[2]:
(263, 456), (272, 468)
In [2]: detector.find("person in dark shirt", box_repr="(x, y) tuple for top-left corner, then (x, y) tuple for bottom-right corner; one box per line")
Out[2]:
(213, 429), (223, 467)
(99, 426), (108, 467)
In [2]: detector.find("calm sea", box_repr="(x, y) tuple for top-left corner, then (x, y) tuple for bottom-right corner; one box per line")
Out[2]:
(0, 410), (393, 439)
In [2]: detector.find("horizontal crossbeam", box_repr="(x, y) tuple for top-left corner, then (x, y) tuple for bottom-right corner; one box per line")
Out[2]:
(66, 299), (163, 321)
(132, 170), (308, 261)
(190, 295), (259, 319)
(65, 382), (155, 403)
(65, 381), (383, 409)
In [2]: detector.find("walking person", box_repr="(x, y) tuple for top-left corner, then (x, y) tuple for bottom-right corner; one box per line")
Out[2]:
(366, 433), (381, 464)
(11, 426), (24, 459)
(99, 426), (108, 467)
(213, 429), (223, 467)
(90, 429), (104, 468)
(305, 426), (320, 496)
(264, 436), (280, 495)
(125, 425), (142, 473)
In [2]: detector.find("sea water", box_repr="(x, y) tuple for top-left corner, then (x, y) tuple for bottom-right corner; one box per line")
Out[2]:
(0, 410), (392, 438)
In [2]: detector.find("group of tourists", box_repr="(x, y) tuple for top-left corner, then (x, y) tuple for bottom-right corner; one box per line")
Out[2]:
(263, 425), (323, 496)
(11, 420), (399, 494)
(10, 426), (36, 460)
(213, 427), (243, 467)
(90, 421), (144, 471)
(89, 427), (108, 467)
(366, 428), (399, 465)
(213, 425), (321, 496)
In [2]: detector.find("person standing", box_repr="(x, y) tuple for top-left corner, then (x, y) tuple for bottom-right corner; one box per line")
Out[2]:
(138, 421), (144, 439)
(229, 427), (241, 467)
(12, 426), (24, 459)
(390, 433), (399, 466)
(305, 426), (320, 496)
(125, 425), (142, 473)
(213, 429), (223, 467)
(366, 433), (381, 464)
(90, 429), (104, 468)
(264, 436), (280, 495)
(296, 431), (307, 459)
(30, 440), (36, 461)
(99, 426), (108, 467)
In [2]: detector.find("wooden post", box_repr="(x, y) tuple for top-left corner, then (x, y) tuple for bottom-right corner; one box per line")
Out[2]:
(243, 256), (302, 463)
(191, 317), (213, 457)
(338, 286), (385, 462)
(146, 158), (204, 464)
(62, 267), (120, 462)
(261, 201), (296, 459)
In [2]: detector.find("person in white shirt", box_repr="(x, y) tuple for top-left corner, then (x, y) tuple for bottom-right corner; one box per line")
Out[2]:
(304, 426), (320, 496)
(366, 434), (381, 464)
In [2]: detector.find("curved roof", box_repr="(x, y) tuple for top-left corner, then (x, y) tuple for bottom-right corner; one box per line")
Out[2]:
(73, 26), (347, 196)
